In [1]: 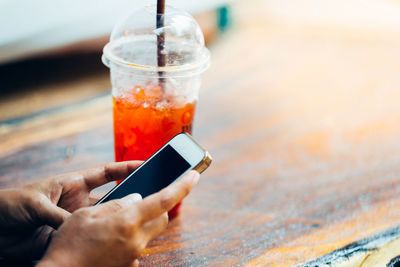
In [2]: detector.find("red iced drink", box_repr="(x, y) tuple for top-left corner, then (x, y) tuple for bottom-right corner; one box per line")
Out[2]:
(113, 85), (196, 217)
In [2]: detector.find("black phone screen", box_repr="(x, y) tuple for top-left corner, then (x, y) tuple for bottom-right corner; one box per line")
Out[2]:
(99, 145), (191, 203)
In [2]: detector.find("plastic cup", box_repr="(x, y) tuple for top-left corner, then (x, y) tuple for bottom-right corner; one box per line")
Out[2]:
(102, 5), (210, 218)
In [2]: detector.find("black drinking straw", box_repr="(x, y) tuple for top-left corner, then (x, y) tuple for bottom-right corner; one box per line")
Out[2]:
(157, 0), (166, 90)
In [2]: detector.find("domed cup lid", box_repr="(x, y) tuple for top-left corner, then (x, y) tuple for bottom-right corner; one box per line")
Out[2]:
(102, 5), (210, 77)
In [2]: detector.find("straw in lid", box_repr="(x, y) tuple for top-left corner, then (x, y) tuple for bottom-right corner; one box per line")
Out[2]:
(102, 5), (210, 77)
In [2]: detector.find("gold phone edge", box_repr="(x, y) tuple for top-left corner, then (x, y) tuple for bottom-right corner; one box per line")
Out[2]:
(182, 132), (212, 174)
(193, 151), (212, 174)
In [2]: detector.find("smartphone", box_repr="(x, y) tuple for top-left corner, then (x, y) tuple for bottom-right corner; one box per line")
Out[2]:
(95, 133), (212, 205)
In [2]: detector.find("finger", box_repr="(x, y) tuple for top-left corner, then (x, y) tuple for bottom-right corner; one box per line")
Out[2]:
(131, 259), (139, 267)
(88, 191), (105, 205)
(89, 196), (101, 205)
(134, 171), (199, 224)
(141, 212), (168, 243)
(83, 161), (143, 190)
(92, 193), (142, 217)
(33, 196), (70, 229)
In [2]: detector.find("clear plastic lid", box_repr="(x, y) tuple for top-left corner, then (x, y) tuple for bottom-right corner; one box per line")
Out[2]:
(102, 5), (210, 77)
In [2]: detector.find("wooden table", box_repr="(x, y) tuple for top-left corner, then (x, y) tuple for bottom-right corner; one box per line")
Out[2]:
(2, 1), (400, 265)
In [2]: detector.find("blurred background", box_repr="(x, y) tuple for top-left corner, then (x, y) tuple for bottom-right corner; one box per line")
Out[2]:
(1, 0), (400, 142)
(0, 0), (230, 122)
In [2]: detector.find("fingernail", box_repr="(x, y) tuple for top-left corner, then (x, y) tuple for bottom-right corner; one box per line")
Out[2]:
(125, 193), (142, 203)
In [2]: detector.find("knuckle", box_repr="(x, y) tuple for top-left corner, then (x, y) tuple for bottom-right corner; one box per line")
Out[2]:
(32, 193), (46, 206)
(66, 208), (94, 226)
(115, 223), (131, 236)
(112, 199), (125, 210)
(106, 199), (125, 212)
(25, 190), (43, 204)
(116, 215), (139, 236)
(103, 165), (113, 182)
(27, 192), (48, 214)
(75, 207), (92, 217)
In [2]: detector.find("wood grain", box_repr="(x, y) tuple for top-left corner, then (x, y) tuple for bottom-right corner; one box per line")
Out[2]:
(2, 0), (400, 265)
(301, 226), (400, 266)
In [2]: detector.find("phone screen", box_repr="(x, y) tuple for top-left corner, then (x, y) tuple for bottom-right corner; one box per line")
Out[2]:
(99, 145), (191, 203)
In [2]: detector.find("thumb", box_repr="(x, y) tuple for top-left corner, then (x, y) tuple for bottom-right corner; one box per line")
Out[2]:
(93, 193), (142, 216)
(34, 197), (70, 229)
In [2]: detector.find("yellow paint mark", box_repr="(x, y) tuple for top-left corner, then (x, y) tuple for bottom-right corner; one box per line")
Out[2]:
(246, 197), (400, 266)
(361, 238), (400, 267)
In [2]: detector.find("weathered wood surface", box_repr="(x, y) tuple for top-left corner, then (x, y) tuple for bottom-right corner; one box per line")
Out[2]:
(2, 1), (400, 266)
(303, 226), (400, 266)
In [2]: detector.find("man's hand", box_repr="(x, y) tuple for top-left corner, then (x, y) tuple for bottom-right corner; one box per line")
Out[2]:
(38, 171), (200, 267)
(0, 161), (142, 259)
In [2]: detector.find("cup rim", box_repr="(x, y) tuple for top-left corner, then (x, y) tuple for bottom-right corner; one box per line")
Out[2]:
(102, 38), (210, 77)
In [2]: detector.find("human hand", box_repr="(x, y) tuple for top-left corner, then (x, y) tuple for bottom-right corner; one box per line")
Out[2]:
(38, 170), (200, 267)
(0, 161), (142, 259)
